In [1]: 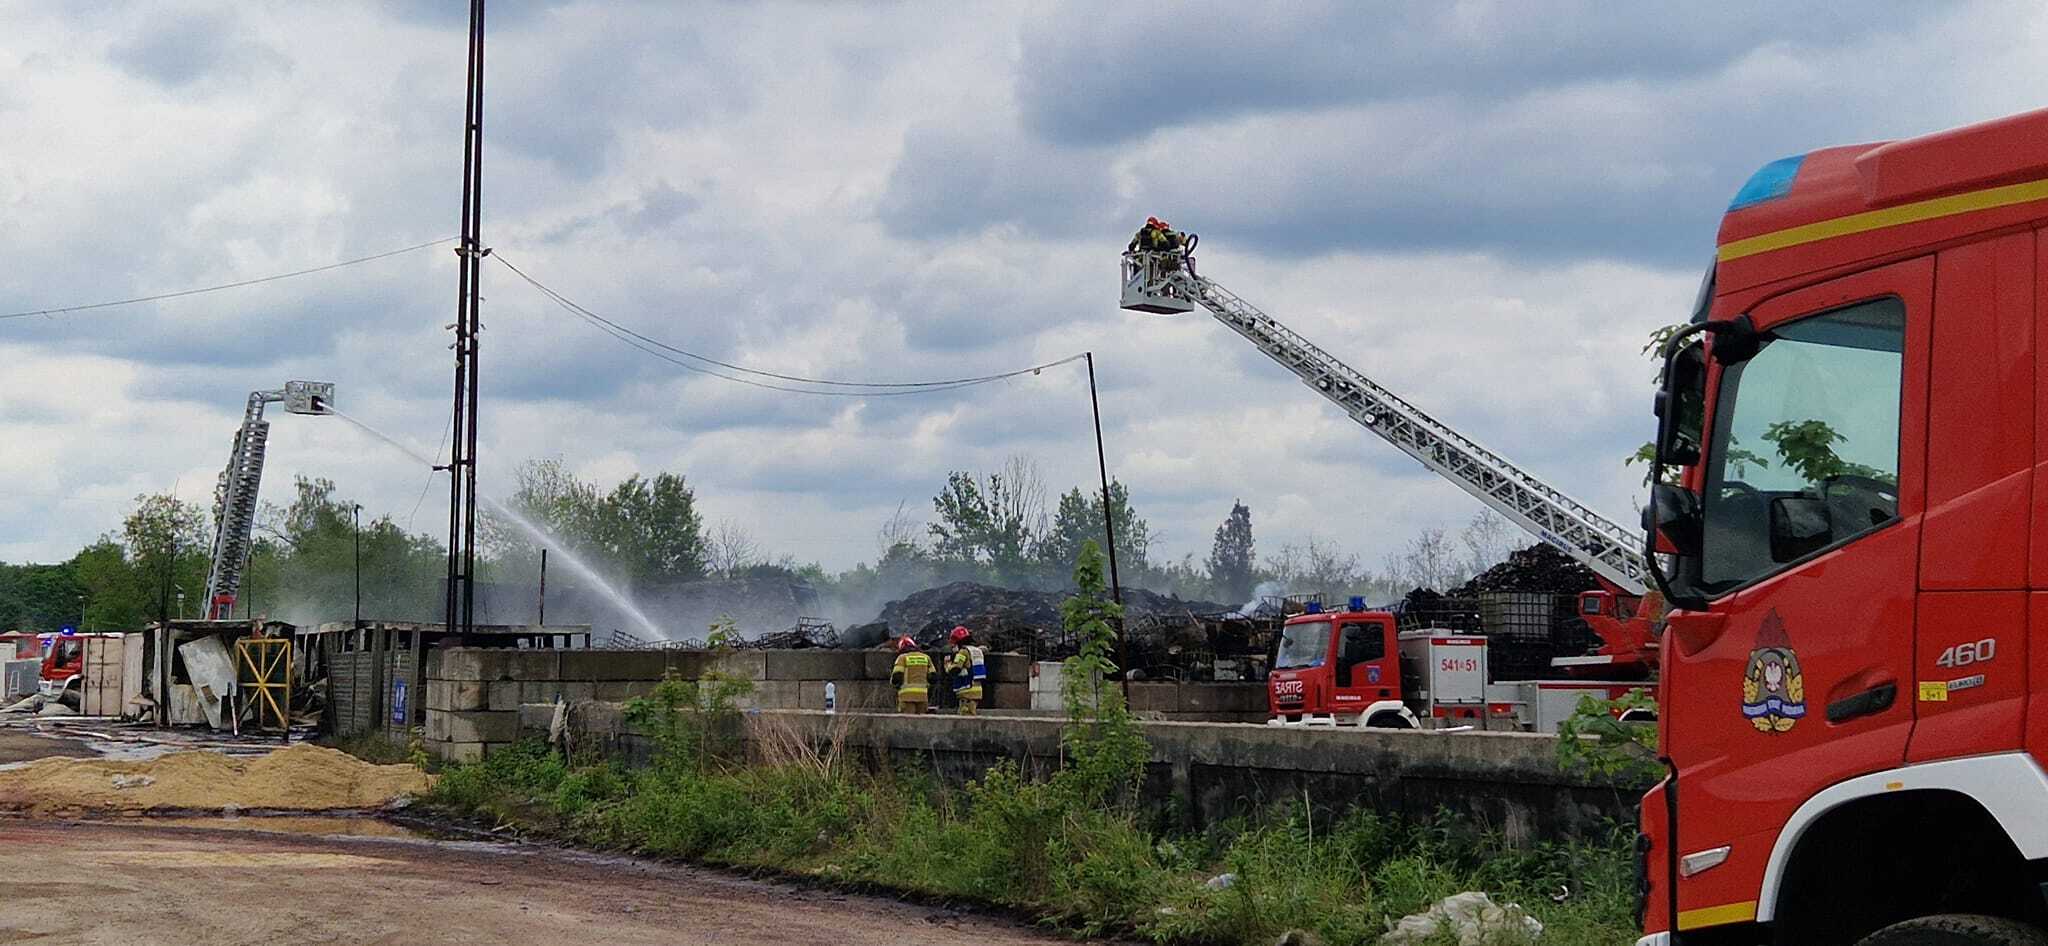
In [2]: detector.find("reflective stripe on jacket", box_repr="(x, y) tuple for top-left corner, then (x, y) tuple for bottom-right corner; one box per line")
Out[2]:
(892, 651), (932, 697)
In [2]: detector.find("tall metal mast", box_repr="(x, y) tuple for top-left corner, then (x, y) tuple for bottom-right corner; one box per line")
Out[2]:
(447, 0), (487, 635)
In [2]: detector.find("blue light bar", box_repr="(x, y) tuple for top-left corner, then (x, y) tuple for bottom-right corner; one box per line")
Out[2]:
(1349, 596), (1366, 611)
(1729, 154), (1806, 211)
(1305, 601), (1322, 614)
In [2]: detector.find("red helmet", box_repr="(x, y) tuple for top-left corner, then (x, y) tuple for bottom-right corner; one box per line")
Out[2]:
(949, 626), (972, 645)
(895, 635), (917, 653)
(1145, 216), (1165, 228)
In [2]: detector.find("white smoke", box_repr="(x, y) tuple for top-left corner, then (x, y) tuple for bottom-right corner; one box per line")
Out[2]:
(1222, 579), (1290, 619)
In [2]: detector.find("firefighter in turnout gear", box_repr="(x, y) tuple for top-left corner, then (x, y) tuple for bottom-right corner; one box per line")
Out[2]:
(890, 635), (932, 714)
(946, 625), (987, 716)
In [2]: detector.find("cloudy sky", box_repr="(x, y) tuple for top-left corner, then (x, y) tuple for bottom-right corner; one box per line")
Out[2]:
(1, 2), (2041, 575)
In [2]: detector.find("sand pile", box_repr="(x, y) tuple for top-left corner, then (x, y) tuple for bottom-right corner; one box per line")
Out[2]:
(0, 744), (434, 814)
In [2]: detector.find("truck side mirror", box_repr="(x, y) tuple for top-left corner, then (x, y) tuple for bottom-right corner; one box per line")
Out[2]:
(1769, 495), (1831, 562)
(1647, 482), (1703, 556)
(1653, 343), (1706, 467)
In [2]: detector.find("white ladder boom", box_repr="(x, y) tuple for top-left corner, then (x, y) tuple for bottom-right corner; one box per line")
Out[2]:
(1121, 250), (1648, 594)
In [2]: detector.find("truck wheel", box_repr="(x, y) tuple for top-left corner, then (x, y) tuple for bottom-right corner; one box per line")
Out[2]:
(59, 684), (81, 710)
(1858, 915), (2048, 946)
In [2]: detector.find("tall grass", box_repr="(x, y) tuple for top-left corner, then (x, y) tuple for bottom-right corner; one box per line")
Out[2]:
(422, 547), (1639, 944)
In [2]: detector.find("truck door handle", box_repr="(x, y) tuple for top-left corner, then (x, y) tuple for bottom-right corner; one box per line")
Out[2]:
(1826, 681), (1896, 724)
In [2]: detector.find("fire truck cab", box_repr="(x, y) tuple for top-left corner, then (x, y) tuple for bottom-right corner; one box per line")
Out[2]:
(38, 631), (88, 705)
(1266, 602), (1421, 729)
(1640, 108), (2048, 945)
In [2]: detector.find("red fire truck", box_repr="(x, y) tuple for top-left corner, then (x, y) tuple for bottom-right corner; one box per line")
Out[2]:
(1267, 600), (1652, 732)
(1637, 108), (2048, 945)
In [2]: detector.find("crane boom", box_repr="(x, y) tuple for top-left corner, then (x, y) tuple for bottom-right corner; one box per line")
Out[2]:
(201, 381), (334, 621)
(1120, 249), (1648, 595)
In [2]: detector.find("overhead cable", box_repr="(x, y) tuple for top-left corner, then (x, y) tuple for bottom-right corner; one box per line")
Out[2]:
(493, 253), (1085, 397)
(0, 238), (456, 321)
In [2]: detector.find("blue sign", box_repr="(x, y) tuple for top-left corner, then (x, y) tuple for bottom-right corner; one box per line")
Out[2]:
(1367, 665), (1382, 684)
(391, 679), (408, 724)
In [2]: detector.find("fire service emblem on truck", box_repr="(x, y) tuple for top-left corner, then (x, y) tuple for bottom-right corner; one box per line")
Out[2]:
(1742, 610), (1806, 733)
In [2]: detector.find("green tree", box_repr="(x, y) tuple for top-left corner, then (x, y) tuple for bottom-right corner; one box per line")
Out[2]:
(1057, 539), (1146, 806)
(592, 473), (707, 585)
(123, 492), (211, 623)
(929, 469), (1035, 576)
(1037, 482), (1151, 577)
(241, 477), (446, 625)
(1627, 323), (1689, 485)
(488, 459), (707, 588)
(1762, 419), (1891, 485)
(1205, 500), (1255, 602)
(0, 562), (86, 631)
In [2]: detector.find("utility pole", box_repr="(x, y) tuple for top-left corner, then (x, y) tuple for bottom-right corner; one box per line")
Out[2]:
(1084, 352), (1130, 699)
(537, 548), (548, 625)
(446, 0), (488, 637)
(353, 504), (363, 631)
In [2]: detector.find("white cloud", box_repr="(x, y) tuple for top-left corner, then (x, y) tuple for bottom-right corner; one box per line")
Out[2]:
(0, 0), (2040, 601)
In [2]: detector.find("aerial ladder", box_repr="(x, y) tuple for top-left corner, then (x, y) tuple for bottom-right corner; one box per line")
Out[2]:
(1119, 242), (1656, 675)
(201, 381), (334, 621)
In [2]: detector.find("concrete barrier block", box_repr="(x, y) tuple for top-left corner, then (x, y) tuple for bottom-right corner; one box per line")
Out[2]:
(1180, 683), (1266, 715)
(486, 680), (527, 712)
(507, 651), (561, 680)
(436, 648), (486, 682)
(662, 650), (711, 679)
(836, 681), (900, 710)
(987, 654), (1030, 684)
(766, 651), (868, 681)
(595, 680), (660, 702)
(861, 650), (897, 681)
(1129, 682), (1179, 714)
(561, 650), (674, 682)
(556, 681), (597, 702)
(711, 651), (768, 681)
(435, 741), (487, 764)
(984, 683), (1030, 710)
(429, 709), (520, 744)
(425, 679), (486, 712)
(517, 702), (557, 733)
(733, 680), (799, 710)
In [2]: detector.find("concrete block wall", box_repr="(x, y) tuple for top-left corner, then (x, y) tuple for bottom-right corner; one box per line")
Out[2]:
(515, 707), (1643, 842)
(421, 646), (1042, 760)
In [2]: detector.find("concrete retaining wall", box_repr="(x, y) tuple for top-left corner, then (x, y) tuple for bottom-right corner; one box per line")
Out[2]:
(420, 647), (1269, 761)
(512, 704), (1640, 841)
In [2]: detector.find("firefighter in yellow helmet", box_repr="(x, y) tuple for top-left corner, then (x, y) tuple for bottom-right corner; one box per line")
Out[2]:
(946, 625), (987, 716)
(890, 635), (932, 714)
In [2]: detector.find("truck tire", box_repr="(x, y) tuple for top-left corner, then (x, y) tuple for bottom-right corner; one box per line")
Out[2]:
(1857, 915), (2048, 946)
(1366, 712), (1414, 729)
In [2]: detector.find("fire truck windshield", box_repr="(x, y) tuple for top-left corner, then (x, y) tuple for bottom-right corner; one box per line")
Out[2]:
(1275, 619), (1332, 669)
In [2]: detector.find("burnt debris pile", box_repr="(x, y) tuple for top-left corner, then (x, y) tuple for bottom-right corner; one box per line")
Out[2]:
(859, 581), (1241, 674)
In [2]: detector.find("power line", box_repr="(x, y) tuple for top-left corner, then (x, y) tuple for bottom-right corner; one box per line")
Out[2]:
(406, 407), (455, 534)
(0, 238), (456, 322)
(493, 253), (1085, 396)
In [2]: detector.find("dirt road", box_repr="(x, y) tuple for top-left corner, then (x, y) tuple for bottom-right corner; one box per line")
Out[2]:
(1, 818), (1101, 946)
(0, 728), (91, 765)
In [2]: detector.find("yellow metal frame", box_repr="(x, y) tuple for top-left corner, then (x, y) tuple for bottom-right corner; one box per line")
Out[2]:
(234, 637), (294, 735)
